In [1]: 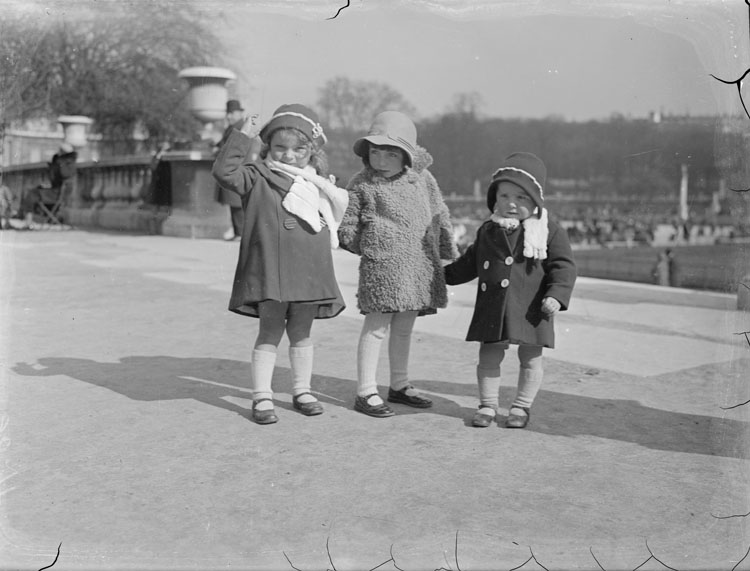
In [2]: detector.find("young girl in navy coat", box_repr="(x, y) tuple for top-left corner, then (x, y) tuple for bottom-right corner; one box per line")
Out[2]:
(444, 152), (576, 428)
(213, 104), (348, 425)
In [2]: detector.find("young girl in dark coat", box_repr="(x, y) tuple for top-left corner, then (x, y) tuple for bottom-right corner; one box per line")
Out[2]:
(444, 153), (576, 428)
(338, 111), (458, 418)
(212, 104), (348, 425)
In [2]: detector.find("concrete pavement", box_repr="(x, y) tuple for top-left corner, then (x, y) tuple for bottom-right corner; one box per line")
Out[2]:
(1, 229), (749, 570)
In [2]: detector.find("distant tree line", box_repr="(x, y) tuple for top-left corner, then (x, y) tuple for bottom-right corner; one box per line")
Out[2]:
(317, 79), (732, 201)
(0, 8), (738, 202)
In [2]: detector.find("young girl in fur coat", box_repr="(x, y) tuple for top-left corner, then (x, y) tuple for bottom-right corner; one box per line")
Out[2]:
(444, 152), (576, 429)
(212, 104), (348, 425)
(338, 111), (458, 418)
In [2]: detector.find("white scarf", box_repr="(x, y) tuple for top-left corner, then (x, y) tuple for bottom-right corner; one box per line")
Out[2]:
(490, 208), (549, 260)
(266, 160), (349, 249)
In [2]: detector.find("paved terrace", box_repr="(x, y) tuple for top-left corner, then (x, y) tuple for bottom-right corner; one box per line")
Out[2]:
(1, 230), (749, 571)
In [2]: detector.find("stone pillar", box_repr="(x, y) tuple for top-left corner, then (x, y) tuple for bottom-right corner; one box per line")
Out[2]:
(58, 115), (94, 209)
(159, 153), (230, 239)
(738, 275), (750, 311)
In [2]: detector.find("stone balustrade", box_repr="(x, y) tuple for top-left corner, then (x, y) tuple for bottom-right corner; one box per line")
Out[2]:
(2, 151), (231, 238)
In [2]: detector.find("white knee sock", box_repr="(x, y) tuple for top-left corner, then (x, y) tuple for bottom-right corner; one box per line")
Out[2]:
(251, 348), (277, 410)
(388, 311), (417, 391)
(289, 345), (317, 404)
(357, 313), (390, 403)
(477, 366), (501, 415)
(511, 367), (544, 412)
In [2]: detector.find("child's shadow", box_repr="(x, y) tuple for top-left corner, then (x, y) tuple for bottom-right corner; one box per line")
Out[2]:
(12, 356), (465, 420)
(10, 356), (322, 419)
(419, 379), (747, 459)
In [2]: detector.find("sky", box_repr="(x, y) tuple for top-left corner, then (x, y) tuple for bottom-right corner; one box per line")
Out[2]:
(210, 0), (747, 123)
(5, 0), (748, 124)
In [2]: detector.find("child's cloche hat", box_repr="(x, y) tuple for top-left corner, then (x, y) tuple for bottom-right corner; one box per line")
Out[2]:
(259, 104), (328, 145)
(487, 152), (547, 218)
(353, 111), (417, 167)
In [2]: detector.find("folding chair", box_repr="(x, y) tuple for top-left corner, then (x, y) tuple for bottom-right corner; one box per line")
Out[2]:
(36, 181), (73, 229)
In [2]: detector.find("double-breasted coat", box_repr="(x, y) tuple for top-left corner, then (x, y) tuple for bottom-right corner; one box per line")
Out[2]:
(212, 130), (345, 319)
(444, 218), (576, 347)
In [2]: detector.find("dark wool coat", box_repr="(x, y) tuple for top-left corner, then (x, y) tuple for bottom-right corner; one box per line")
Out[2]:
(444, 218), (576, 347)
(214, 124), (260, 209)
(212, 130), (345, 319)
(338, 147), (458, 314)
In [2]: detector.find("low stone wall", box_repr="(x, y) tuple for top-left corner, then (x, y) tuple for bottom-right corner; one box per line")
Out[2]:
(3, 151), (230, 238)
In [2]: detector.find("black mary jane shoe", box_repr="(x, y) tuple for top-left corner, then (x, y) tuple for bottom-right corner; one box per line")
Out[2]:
(472, 407), (496, 428)
(354, 394), (395, 418)
(387, 386), (433, 408)
(292, 392), (324, 416)
(505, 407), (530, 429)
(252, 398), (279, 425)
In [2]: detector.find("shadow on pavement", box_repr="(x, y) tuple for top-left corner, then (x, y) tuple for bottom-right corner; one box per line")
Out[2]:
(13, 356), (747, 459)
(419, 378), (747, 459)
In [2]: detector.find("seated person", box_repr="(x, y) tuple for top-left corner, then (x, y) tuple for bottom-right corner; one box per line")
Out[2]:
(20, 143), (78, 228)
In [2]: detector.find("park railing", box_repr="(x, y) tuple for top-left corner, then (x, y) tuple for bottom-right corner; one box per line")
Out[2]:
(2, 151), (231, 239)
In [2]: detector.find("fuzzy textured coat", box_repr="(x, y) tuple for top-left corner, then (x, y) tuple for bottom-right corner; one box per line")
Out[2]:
(212, 130), (345, 319)
(338, 147), (458, 314)
(444, 218), (576, 346)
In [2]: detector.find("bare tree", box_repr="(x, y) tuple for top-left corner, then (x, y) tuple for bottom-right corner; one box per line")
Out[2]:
(0, 4), (225, 153)
(446, 91), (485, 118)
(317, 76), (417, 133)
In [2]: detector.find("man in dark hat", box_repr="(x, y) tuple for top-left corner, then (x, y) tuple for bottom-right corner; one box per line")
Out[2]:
(215, 99), (260, 241)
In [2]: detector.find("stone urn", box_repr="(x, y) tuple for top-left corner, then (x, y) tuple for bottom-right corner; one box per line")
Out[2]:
(58, 115), (94, 148)
(178, 66), (237, 144)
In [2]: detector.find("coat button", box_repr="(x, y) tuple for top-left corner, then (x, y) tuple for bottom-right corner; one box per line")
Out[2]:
(483, 260), (490, 269)
(283, 218), (297, 230)
(500, 279), (510, 288)
(505, 256), (514, 265)
(481, 282), (487, 292)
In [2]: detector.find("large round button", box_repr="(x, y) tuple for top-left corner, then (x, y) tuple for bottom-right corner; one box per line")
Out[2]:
(500, 279), (510, 288)
(505, 256), (514, 265)
(480, 282), (487, 292)
(483, 261), (490, 270)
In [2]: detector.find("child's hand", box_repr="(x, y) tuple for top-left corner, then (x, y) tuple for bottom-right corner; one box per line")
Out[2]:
(240, 114), (261, 138)
(541, 297), (561, 315)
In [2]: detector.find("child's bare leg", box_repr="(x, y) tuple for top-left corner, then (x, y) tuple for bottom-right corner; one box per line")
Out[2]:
(286, 303), (321, 412)
(507, 344), (544, 427)
(386, 310), (431, 407)
(474, 342), (506, 426)
(252, 301), (287, 413)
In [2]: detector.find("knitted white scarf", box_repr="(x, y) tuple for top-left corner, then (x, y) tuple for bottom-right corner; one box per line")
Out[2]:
(490, 208), (549, 260)
(266, 160), (349, 249)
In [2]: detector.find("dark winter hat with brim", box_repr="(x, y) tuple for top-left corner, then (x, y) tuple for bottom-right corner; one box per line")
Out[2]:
(487, 152), (547, 218)
(259, 103), (327, 145)
(353, 111), (417, 167)
(226, 99), (244, 113)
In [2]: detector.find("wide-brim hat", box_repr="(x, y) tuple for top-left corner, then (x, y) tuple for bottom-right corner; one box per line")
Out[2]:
(259, 103), (327, 145)
(226, 99), (244, 113)
(487, 152), (547, 218)
(353, 111), (417, 167)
